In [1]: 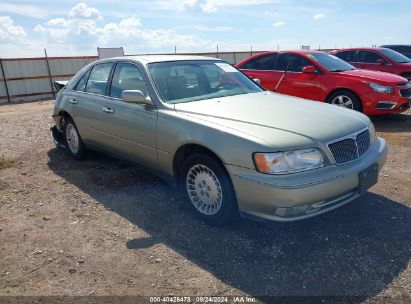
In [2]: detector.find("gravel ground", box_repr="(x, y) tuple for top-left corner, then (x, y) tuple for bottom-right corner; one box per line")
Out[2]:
(0, 100), (410, 303)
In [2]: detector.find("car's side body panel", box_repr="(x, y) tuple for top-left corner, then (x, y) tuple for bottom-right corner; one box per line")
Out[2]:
(51, 55), (389, 223)
(236, 51), (410, 115)
(331, 47), (411, 79)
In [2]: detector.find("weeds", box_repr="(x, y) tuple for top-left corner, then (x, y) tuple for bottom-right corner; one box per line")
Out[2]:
(0, 154), (14, 169)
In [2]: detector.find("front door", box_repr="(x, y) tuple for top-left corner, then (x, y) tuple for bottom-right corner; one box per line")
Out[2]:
(274, 53), (326, 101)
(357, 50), (393, 73)
(97, 62), (158, 169)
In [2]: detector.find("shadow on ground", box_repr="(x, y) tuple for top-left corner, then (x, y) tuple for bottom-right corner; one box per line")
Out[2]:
(47, 148), (411, 300)
(371, 112), (411, 132)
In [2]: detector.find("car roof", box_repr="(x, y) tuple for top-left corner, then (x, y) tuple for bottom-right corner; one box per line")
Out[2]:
(98, 54), (221, 64)
(333, 47), (389, 52)
(381, 44), (411, 48)
(257, 50), (325, 55)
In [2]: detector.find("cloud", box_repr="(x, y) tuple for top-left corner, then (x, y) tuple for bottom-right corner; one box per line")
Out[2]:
(264, 10), (279, 16)
(158, 0), (282, 13)
(68, 2), (102, 20)
(0, 3), (49, 19)
(0, 16), (27, 42)
(314, 13), (325, 20)
(34, 3), (211, 53)
(273, 21), (285, 27)
(0, 16), (42, 57)
(191, 25), (235, 32)
(178, 0), (217, 13)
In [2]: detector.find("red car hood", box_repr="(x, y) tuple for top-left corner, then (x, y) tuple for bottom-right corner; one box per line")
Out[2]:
(337, 69), (407, 84)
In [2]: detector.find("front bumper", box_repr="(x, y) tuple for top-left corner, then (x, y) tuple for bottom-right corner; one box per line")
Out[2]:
(362, 92), (410, 115)
(49, 125), (66, 149)
(227, 137), (388, 222)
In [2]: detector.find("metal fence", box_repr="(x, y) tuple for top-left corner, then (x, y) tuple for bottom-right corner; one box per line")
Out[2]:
(0, 55), (98, 103)
(0, 51), (261, 104)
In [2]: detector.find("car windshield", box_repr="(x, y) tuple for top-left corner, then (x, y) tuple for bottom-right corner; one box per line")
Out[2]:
(379, 48), (411, 63)
(148, 60), (263, 104)
(307, 52), (356, 72)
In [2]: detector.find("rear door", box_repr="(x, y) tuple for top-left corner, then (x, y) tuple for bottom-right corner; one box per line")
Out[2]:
(238, 53), (280, 90)
(97, 62), (158, 169)
(334, 50), (359, 67)
(273, 53), (326, 101)
(67, 62), (114, 144)
(357, 50), (393, 73)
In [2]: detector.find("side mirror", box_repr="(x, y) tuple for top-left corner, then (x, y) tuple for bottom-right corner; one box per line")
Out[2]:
(377, 59), (386, 65)
(302, 66), (317, 74)
(253, 78), (261, 85)
(122, 90), (152, 105)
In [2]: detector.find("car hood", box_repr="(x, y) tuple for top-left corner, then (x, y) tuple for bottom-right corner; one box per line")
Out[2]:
(173, 92), (370, 148)
(337, 69), (407, 83)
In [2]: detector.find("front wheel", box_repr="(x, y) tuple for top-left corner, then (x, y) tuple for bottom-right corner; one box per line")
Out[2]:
(326, 90), (363, 112)
(179, 153), (238, 226)
(64, 117), (87, 160)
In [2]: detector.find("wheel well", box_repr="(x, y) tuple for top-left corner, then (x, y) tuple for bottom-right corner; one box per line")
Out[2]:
(400, 72), (411, 79)
(57, 111), (72, 128)
(173, 144), (223, 178)
(325, 88), (363, 111)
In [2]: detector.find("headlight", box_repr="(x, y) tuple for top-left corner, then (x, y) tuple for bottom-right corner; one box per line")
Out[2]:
(253, 148), (325, 174)
(369, 122), (377, 144)
(369, 83), (393, 94)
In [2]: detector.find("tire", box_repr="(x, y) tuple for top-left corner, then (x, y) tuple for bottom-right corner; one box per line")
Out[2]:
(326, 90), (363, 112)
(63, 116), (87, 160)
(179, 153), (238, 226)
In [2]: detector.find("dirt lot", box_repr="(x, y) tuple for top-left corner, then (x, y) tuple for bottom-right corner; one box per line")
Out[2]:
(0, 100), (410, 303)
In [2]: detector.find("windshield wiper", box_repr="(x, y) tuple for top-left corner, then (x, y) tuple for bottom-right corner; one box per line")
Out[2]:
(330, 68), (355, 72)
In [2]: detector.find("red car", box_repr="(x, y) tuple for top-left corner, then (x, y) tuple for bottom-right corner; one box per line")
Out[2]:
(235, 50), (410, 115)
(330, 47), (411, 80)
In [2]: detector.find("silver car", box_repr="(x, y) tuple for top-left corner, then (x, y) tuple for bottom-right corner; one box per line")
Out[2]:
(50, 55), (387, 225)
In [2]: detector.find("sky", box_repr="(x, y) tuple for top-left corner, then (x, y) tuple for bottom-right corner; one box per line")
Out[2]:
(0, 0), (409, 58)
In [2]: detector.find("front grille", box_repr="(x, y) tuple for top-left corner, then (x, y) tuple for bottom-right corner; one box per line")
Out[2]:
(400, 87), (411, 98)
(328, 130), (371, 164)
(356, 130), (371, 155)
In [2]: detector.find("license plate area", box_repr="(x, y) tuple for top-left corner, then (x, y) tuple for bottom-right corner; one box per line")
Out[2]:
(359, 163), (379, 193)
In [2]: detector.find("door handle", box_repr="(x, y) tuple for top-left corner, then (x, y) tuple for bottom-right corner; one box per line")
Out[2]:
(102, 107), (114, 114)
(69, 98), (77, 104)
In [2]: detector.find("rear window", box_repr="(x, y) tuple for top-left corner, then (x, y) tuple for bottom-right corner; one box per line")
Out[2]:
(240, 54), (276, 70)
(334, 51), (357, 63)
(74, 69), (91, 91)
(85, 63), (113, 95)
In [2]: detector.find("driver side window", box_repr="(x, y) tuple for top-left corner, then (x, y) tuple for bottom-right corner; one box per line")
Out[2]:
(109, 63), (148, 99)
(358, 51), (385, 64)
(275, 53), (312, 72)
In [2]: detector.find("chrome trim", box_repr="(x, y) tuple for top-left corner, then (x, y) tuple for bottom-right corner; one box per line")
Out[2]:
(326, 127), (370, 165)
(326, 126), (368, 146)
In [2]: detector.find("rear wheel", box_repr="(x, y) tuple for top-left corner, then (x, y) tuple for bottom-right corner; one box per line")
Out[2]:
(64, 117), (87, 160)
(326, 90), (362, 112)
(179, 153), (237, 226)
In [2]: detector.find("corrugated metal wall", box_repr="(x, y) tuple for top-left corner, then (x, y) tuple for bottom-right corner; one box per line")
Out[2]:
(0, 51), (259, 104)
(0, 56), (98, 103)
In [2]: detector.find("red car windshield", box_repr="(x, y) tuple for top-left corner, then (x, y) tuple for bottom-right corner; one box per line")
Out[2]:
(307, 52), (356, 72)
(379, 48), (411, 63)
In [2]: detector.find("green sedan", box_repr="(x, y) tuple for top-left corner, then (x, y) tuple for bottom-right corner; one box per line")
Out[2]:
(50, 55), (387, 225)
